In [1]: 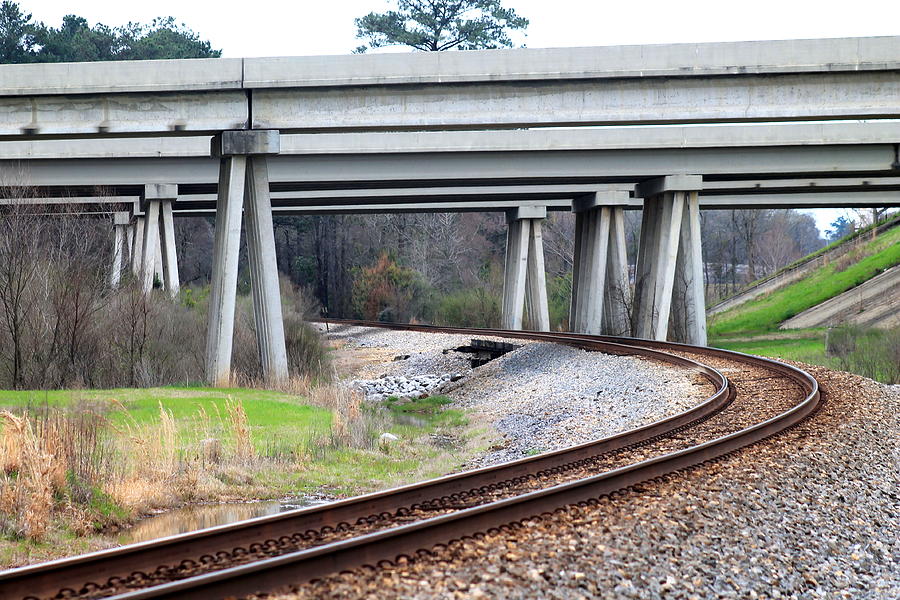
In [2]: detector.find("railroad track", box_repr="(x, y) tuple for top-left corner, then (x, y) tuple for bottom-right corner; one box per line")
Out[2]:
(0, 323), (819, 600)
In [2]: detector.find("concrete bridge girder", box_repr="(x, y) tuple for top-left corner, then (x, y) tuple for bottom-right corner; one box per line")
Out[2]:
(2, 37), (898, 137)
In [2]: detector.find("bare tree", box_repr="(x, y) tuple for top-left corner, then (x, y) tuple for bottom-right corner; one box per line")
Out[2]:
(0, 203), (44, 387)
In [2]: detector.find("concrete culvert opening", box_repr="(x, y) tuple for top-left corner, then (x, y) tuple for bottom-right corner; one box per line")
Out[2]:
(449, 339), (520, 368)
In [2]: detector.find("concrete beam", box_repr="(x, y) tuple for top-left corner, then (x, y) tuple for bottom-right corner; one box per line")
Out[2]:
(144, 183), (178, 201)
(506, 205), (547, 222)
(572, 191), (633, 212)
(637, 175), (704, 198)
(3, 121), (900, 159)
(6, 145), (895, 188)
(212, 130), (281, 157)
(702, 176), (900, 192)
(2, 37), (895, 97)
(693, 191), (900, 208)
(2, 36), (898, 136)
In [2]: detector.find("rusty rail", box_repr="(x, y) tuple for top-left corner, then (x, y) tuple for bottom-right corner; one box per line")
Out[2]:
(0, 324), (818, 600)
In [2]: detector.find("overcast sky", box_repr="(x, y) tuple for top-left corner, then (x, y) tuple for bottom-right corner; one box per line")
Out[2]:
(26, 0), (899, 234)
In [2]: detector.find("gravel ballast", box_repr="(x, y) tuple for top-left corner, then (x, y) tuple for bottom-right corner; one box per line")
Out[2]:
(316, 324), (712, 464)
(275, 365), (900, 600)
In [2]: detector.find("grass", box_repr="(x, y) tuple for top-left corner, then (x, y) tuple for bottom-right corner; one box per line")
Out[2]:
(729, 214), (900, 293)
(712, 326), (900, 384)
(0, 387), (484, 567)
(713, 334), (829, 364)
(0, 387), (334, 455)
(709, 226), (900, 337)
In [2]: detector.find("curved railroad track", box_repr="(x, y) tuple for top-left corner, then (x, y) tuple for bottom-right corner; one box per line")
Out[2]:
(0, 323), (820, 600)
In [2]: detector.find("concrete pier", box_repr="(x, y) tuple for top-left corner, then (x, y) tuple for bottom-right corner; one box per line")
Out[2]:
(244, 153), (289, 382)
(602, 207), (632, 336)
(109, 212), (130, 287)
(632, 176), (705, 343)
(159, 198), (180, 297)
(131, 216), (145, 278)
(141, 184), (178, 296)
(206, 130), (287, 386)
(569, 192), (631, 335)
(502, 206), (549, 331)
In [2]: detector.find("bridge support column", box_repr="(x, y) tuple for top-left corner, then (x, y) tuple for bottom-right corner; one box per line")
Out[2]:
(109, 212), (130, 288)
(670, 191), (707, 345)
(159, 199), (180, 297)
(131, 216), (144, 278)
(632, 175), (705, 343)
(502, 206), (549, 331)
(602, 207), (632, 335)
(206, 130), (287, 386)
(569, 192), (631, 335)
(141, 184), (178, 296)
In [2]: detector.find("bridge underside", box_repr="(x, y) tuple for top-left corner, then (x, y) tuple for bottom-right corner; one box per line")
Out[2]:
(1, 36), (898, 384)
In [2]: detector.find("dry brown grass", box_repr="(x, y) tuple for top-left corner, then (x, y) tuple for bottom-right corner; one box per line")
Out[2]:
(0, 411), (67, 539)
(225, 397), (254, 461)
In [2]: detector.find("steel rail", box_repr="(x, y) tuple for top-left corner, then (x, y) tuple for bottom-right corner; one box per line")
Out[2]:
(91, 322), (818, 600)
(0, 331), (728, 600)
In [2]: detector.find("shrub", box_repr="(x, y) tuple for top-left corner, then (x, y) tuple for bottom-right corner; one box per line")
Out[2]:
(827, 325), (900, 384)
(351, 252), (434, 323)
(433, 287), (500, 328)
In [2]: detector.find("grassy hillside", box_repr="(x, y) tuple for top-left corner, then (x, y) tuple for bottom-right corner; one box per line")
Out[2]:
(709, 226), (900, 337)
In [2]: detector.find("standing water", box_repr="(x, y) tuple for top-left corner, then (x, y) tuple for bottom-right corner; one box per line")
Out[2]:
(119, 497), (330, 544)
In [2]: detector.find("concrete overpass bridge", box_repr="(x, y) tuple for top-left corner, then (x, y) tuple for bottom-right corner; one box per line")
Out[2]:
(1, 36), (898, 385)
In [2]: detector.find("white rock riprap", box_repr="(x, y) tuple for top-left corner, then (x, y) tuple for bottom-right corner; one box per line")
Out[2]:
(352, 373), (463, 401)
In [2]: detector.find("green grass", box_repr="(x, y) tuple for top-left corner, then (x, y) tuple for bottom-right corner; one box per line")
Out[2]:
(709, 226), (900, 337)
(0, 387), (333, 453)
(713, 334), (829, 364)
(0, 387), (481, 498)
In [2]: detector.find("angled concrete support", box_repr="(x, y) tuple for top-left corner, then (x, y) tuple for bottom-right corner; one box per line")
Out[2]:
(109, 212), (129, 288)
(125, 224), (134, 267)
(525, 219), (550, 332)
(140, 202), (160, 294)
(159, 200), (180, 297)
(205, 130), (285, 386)
(632, 175), (704, 342)
(206, 154), (247, 386)
(602, 207), (632, 336)
(501, 217), (530, 330)
(501, 206), (549, 331)
(670, 192), (707, 345)
(131, 217), (145, 278)
(569, 192), (630, 334)
(244, 155), (289, 381)
(140, 184), (178, 296)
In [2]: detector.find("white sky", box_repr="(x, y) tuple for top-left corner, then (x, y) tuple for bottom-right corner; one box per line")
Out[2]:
(25, 0), (899, 234)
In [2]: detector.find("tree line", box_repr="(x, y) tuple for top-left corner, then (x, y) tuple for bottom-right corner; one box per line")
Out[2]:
(0, 1), (220, 63)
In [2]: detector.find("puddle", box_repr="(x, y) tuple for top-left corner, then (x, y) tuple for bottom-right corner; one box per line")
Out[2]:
(119, 496), (330, 544)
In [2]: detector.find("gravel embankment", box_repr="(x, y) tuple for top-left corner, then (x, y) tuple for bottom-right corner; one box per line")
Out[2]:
(275, 366), (900, 600)
(316, 324), (711, 464)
